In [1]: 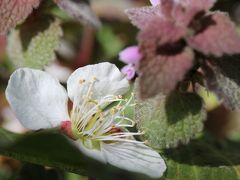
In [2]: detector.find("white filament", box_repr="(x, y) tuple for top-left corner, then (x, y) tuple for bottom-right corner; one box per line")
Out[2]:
(70, 77), (142, 144)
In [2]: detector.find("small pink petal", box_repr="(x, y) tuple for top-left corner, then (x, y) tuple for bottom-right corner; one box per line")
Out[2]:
(60, 120), (77, 140)
(121, 65), (136, 80)
(119, 46), (142, 65)
(150, 0), (160, 6)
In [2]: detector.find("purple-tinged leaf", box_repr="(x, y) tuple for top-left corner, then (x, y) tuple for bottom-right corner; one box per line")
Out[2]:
(126, 0), (216, 30)
(138, 18), (187, 51)
(177, 0), (216, 11)
(138, 47), (194, 99)
(188, 12), (240, 57)
(0, 0), (40, 34)
(172, 0), (216, 26)
(125, 0), (176, 29)
(55, 0), (101, 28)
(125, 6), (160, 29)
(137, 17), (191, 99)
(203, 58), (240, 110)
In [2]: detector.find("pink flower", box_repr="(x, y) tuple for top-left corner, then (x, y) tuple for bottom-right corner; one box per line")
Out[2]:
(119, 46), (142, 65)
(121, 64), (136, 80)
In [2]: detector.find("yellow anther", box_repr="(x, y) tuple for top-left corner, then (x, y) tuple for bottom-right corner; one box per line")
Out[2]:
(117, 95), (122, 99)
(79, 79), (86, 84)
(111, 108), (117, 114)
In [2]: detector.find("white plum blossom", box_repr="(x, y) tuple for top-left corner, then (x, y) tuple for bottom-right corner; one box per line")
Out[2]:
(5, 62), (166, 178)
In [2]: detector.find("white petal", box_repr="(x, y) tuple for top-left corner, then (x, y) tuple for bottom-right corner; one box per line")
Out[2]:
(5, 68), (69, 130)
(74, 140), (106, 163)
(67, 62), (129, 101)
(102, 142), (166, 178)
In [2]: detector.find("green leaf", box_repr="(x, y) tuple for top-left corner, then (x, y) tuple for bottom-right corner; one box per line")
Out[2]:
(0, 128), (150, 180)
(2, 128), (240, 180)
(7, 17), (62, 69)
(97, 25), (124, 58)
(135, 92), (206, 149)
(162, 135), (240, 179)
(0, 128), (19, 148)
(204, 57), (240, 110)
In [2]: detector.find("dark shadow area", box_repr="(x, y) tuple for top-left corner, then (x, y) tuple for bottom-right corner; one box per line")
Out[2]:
(0, 129), (152, 180)
(19, 11), (53, 51)
(213, 0), (240, 23)
(156, 39), (186, 56)
(189, 11), (216, 35)
(163, 134), (240, 167)
(214, 55), (240, 85)
(165, 93), (203, 124)
(17, 0), (58, 51)
(15, 163), (63, 180)
(201, 55), (240, 110)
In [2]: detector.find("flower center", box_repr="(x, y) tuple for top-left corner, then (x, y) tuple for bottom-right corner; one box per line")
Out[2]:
(62, 77), (143, 150)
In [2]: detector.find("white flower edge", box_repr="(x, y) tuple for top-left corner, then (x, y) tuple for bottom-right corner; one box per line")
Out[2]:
(5, 68), (70, 130)
(75, 140), (166, 178)
(5, 62), (167, 178)
(67, 62), (129, 102)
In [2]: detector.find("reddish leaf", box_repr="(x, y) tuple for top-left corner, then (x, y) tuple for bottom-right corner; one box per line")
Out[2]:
(172, 0), (216, 26)
(137, 17), (191, 98)
(55, 0), (101, 28)
(125, 6), (160, 29)
(125, 0), (178, 29)
(0, 0), (40, 34)
(187, 12), (240, 57)
(0, 35), (6, 58)
(126, 0), (216, 30)
(138, 47), (194, 99)
(157, 0), (175, 19)
(138, 18), (187, 52)
(177, 0), (216, 11)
